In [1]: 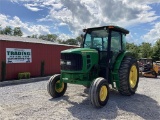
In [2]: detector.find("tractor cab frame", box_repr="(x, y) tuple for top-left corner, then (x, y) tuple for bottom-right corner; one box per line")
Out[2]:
(82, 26), (129, 82)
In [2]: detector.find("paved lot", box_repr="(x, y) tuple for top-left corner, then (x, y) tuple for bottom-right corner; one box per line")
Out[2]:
(0, 77), (160, 120)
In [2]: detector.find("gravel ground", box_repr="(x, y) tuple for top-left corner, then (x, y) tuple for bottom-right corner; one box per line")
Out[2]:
(0, 77), (160, 120)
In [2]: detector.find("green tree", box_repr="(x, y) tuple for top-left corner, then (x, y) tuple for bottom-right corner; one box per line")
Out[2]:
(31, 34), (38, 39)
(39, 34), (58, 42)
(0, 30), (4, 34)
(126, 42), (140, 59)
(140, 42), (152, 58)
(4, 26), (12, 35)
(152, 39), (160, 61)
(39, 35), (46, 40)
(57, 38), (63, 44)
(61, 39), (78, 45)
(46, 34), (58, 41)
(0, 25), (3, 34)
(76, 34), (83, 45)
(13, 27), (23, 36)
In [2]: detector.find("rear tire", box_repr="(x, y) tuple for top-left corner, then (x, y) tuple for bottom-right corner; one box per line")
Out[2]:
(118, 56), (139, 96)
(47, 74), (67, 98)
(89, 77), (109, 108)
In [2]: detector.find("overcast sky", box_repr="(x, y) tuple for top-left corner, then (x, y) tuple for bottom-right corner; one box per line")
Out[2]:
(0, 0), (160, 44)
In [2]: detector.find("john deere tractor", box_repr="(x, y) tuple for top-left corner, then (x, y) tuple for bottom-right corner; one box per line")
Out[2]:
(47, 26), (139, 108)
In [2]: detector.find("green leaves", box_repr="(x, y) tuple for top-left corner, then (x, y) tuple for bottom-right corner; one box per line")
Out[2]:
(39, 34), (58, 42)
(126, 43), (140, 59)
(3, 26), (12, 35)
(0, 26), (23, 36)
(59, 39), (78, 45)
(140, 42), (152, 58)
(126, 40), (160, 61)
(58, 35), (83, 45)
(13, 27), (23, 36)
(152, 39), (160, 61)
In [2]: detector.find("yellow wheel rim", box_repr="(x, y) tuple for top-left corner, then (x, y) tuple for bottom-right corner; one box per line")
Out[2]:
(129, 65), (138, 88)
(99, 85), (108, 102)
(55, 80), (64, 93)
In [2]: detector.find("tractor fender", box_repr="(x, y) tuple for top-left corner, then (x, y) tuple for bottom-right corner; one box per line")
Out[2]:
(111, 51), (133, 89)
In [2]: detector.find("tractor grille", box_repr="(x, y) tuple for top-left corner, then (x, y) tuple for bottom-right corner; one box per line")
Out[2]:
(61, 53), (83, 71)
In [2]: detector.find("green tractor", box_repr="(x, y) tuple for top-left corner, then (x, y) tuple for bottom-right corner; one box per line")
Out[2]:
(47, 26), (139, 108)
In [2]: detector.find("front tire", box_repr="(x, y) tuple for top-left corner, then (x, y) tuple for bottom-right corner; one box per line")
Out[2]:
(47, 74), (67, 98)
(89, 77), (109, 108)
(118, 56), (139, 95)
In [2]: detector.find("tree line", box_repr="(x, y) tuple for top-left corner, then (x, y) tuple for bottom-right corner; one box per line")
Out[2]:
(0, 26), (83, 45)
(27, 34), (83, 46)
(0, 26), (23, 36)
(126, 41), (160, 61)
(0, 26), (160, 61)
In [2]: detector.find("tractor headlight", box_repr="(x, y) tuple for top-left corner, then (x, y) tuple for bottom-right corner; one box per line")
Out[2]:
(60, 60), (65, 65)
(66, 61), (71, 65)
(60, 60), (71, 65)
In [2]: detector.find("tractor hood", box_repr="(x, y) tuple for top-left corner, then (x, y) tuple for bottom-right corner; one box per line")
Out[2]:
(61, 48), (98, 54)
(61, 47), (99, 73)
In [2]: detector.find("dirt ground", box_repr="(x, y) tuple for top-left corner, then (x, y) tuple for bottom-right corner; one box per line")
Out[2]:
(0, 77), (160, 120)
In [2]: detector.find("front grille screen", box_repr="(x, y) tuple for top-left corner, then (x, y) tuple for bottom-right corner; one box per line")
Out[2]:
(61, 53), (83, 71)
